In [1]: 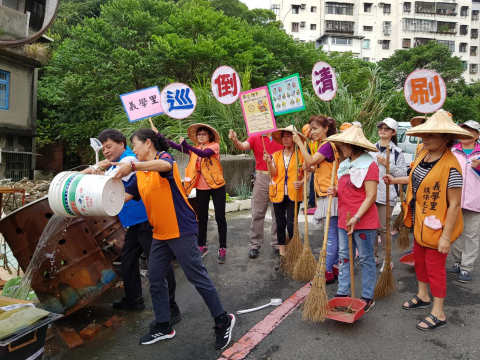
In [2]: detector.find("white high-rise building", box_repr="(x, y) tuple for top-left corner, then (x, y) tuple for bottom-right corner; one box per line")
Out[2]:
(271, 1), (480, 82)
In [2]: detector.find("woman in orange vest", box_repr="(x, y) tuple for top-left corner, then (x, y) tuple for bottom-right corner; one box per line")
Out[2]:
(166, 123), (227, 263)
(385, 109), (473, 331)
(265, 126), (304, 257)
(294, 115), (339, 284)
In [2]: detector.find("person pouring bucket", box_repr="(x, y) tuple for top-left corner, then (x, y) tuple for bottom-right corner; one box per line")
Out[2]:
(384, 109), (473, 331)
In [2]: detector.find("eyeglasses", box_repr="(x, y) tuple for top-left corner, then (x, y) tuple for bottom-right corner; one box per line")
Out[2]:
(378, 126), (391, 131)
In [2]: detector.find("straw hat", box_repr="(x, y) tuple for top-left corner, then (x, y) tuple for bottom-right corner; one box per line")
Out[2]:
(339, 122), (352, 132)
(406, 109), (474, 140)
(326, 124), (378, 152)
(272, 125), (306, 145)
(410, 115), (427, 127)
(187, 123), (221, 144)
(302, 124), (311, 137)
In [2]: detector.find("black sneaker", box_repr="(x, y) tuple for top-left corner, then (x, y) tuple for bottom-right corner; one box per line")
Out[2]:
(248, 248), (259, 259)
(113, 298), (145, 311)
(140, 322), (175, 345)
(170, 303), (182, 326)
(214, 313), (236, 350)
(361, 297), (375, 313)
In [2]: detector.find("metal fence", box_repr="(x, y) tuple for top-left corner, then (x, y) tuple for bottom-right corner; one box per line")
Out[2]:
(1, 150), (33, 181)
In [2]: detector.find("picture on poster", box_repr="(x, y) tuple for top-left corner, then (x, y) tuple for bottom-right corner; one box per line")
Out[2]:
(211, 65), (241, 105)
(311, 61), (337, 101)
(160, 82), (197, 120)
(267, 73), (305, 116)
(239, 86), (277, 136)
(404, 69), (446, 114)
(120, 86), (164, 123)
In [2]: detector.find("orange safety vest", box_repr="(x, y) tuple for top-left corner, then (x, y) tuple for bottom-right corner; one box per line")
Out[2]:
(404, 149), (463, 249)
(314, 141), (340, 197)
(184, 143), (225, 195)
(269, 149), (303, 203)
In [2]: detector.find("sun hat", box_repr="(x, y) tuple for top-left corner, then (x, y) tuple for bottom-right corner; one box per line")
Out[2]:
(302, 124), (311, 138)
(326, 124), (378, 152)
(339, 122), (352, 132)
(406, 109), (474, 140)
(187, 123), (221, 144)
(352, 121), (362, 128)
(377, 117), (398, 131)
(410, 115), (427, 127)
(460, 120), (480, 133)
(271, 125), (306, 145)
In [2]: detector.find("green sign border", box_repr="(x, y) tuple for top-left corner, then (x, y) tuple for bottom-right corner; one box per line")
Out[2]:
(267, 73), (306, 116)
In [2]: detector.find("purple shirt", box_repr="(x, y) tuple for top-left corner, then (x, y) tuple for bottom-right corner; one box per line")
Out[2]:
(317, 142), (334, 162)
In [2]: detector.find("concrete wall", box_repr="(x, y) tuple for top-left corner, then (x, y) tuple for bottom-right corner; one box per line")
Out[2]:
(0, 6), (29, 40)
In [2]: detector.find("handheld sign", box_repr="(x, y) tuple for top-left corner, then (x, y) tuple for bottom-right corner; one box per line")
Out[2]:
(312, 61), (337, 101)
(160, 82), (197, 119)
(211, 66), (241, 104)
(268, 73), (305, 116)
(120, 86), (164, 123)
(239, 86), (277, 136)
(404, 69), (446, 114)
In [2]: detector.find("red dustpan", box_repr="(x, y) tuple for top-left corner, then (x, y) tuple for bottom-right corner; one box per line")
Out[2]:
(400, 252), (415, 266)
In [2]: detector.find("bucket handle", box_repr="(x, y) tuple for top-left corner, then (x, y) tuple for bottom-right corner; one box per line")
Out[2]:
(8, 330), (37, 352)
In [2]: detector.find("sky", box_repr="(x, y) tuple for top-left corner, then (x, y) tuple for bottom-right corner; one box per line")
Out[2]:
(239, 0), (271, 10)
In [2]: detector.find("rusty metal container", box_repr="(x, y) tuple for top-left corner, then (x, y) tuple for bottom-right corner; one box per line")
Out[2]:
(0, 196), (125, 315)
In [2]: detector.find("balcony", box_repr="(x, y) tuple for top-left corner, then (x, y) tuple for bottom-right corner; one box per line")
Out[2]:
(436, 21), (457, 34)
(0, 6), (29, 41)
(325, 20), (355, 35)
(415, 2), (457, 17)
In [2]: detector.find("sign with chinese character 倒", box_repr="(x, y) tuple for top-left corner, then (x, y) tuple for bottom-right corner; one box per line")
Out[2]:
(312, 61), (337, 101)
(120, 86), (163, 123)
(404, 69), (446, 114)
(211, 65), (241, 105)
(160, 82), (197, 119)
(267, 73), (305, 116)
(239, 86), (277, 136)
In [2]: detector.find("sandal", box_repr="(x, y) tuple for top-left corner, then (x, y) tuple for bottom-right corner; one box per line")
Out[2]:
(402, 295), (431, 310)
(416, 314), (447, 331)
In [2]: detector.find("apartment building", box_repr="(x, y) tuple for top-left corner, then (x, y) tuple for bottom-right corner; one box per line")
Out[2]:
(271, 1), (480, 82)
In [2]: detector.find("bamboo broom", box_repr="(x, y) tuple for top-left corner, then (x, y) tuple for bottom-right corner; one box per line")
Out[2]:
(395, 186), (410, 250)
(302, 160), (337, 322)
(292, 174), (317, 282)
(282, 145), (303, 275)
(374, 147), (396, 298)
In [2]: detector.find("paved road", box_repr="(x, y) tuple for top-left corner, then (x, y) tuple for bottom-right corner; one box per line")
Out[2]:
(47, 212), (480, 360)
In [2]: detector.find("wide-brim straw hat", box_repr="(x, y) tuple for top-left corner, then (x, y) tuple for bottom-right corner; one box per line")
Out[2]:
(410, 115), (427, 127)
(187, 123), (221, 144)
(406, 109), (474, 140)
(326, 124), (378, 152)
(272, 125), (306, 145)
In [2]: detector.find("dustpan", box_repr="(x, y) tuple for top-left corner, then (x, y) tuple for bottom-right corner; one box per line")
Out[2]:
(400, 252), (415, 266)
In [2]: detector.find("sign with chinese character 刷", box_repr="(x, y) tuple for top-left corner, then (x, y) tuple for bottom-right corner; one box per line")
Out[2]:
(120, 86), (164, 123)
(404, 69), (446, 114)
(211, 65), (241, 105)
(267, 73), (305, 116)
(312, 61), (337, 101)
(160, 82), (197, 119)
(239, 86), (277, 136)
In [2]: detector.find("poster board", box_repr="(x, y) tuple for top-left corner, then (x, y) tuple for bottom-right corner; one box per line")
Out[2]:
(267, 73), (305, 116)
(120, 86), (163, 123)
(160, 82), (197, 119)
(404, 69), (446, 114)
(311, 61), (337, 101)
(211, 65), (241, 104)
(239, 86), (277, 136)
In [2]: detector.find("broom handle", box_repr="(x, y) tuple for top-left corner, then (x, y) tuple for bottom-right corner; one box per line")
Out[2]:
(304, 173), (309, 240)
(293, 145), (299, 227)
(321, 160), (337, 254)
(385, 147), (391, 264)
(347, 212), (355, 299)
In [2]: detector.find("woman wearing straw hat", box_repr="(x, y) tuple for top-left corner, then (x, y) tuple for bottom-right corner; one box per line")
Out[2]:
(385, 109), (472, 331)
(165, 123), (228, 264)
(293, 115), (340, 284)
(326, 124), (380, 312)
(265, 125), (304, 257)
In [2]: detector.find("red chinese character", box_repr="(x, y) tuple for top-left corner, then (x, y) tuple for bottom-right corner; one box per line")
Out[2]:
(214, 73), (238, 97)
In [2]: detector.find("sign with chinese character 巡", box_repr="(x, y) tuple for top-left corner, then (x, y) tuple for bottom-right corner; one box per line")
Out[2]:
(267, 73), (305, 116)
(404, 69), (446, 114)
(239, 86), (277, 136)
(120, 86), (163, 123)
(211, 65), (241, 105)
(312, 61), (337, 101)
(160, 82), (197, 119)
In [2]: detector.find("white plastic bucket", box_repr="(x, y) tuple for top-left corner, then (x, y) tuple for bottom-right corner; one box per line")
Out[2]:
(48, 171), (125, 217)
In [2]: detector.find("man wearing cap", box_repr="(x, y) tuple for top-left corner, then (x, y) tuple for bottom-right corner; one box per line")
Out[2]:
(228, 130), (283, 258)
(449, 120), (480, 282)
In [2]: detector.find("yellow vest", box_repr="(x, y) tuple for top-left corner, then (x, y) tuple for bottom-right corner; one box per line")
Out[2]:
(314, 141), (340, 197)
(269, 150), (303, 203)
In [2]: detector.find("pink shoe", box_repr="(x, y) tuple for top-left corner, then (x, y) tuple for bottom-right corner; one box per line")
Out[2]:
(307, 207), (316, 215)
(218, 248), (226, 264)
(198, 246), (208, 258)
(325, 271), (336, 284)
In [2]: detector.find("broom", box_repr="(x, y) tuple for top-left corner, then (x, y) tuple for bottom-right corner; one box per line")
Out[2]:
(395, 186), (410, 250)
(374, 147), (396, 298)
(282, 145), (303, 275)
(292, 174), (317, 282)
(302, 160), (337, 322)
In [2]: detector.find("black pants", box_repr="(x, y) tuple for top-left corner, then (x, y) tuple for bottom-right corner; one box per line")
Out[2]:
(122, 221), (176, 305)
(273, 196), (298, 245)
(196, 185), (227, 248)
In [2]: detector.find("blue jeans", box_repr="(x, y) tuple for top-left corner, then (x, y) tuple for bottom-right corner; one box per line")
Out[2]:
(337, 228), (376, 300)
(326, 216), (339, 272)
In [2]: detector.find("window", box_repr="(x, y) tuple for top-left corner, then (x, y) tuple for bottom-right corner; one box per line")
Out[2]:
(362, 39), (370, 49)
(470, 64), (478, 74)
(436, 21), (456, 34)
(325, 20), (355, 34)
(403, 18), (436, 33)
(383, 4), (391, 14)
(326, 2), (354, 16)
(383, 21), (391, 35)
(416, 2), (435, 15)
(470, 46), (478, 57)
(462, 61), (468, 71)
(363, 57), (370, 62)
(403, 2), (411, 13)
(271, 4), (280, 16)
(460, 43), (468, 52)
(300, 21), (306, 28)
(291, 22), (299, 32)
(473, 10), (479, 21)
(437, 40), (455, 52)
(472, 29), (479, 39)
(311, 6), (317, 13)
(0, 70), (10, 110)
(310, 24), (317, 30)
(461, 6), (469, 17)
(363, 25), (373, 31)
(364, 3), (372, 13)
(292, 4), (300, 14)
(402, 38), (411, 48)
(380, 40), (390, 49)
(331, 37), (352, 45)
(460, 25), (468, 35)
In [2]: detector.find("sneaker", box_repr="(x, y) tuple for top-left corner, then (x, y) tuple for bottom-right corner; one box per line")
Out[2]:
(447, 263), (461, 274)
(361, 298), (375, 313)
(215, 313), (236, 350)
(248, 248), (259, 259)
(380, 261), (393, 273)
(325, 271), (336, 284)
(332, 264), (339, 278)
(139, 322), (175, 345)
(458, 270), (472, 283)
(113, 298), (145, 311)
(307, 207), (316, 215)
(218, 248), (226, 264)
(198, 246), (209, 258)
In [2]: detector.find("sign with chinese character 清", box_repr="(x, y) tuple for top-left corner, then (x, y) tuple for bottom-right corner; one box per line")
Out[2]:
(312, 61), (337, 101)
(239, 86), (277, 136)
(404, 69), (446, 114)
(211, 65), (241, 105)
(160, 82), (197, 120)
(267, 73), (305, 116)
(120, 86), (164, 123)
